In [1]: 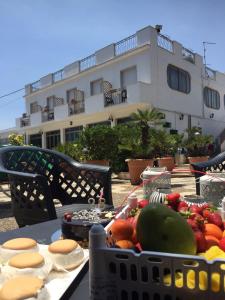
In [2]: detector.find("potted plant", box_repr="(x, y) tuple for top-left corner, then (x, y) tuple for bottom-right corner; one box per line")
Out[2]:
(79, 125), (119, 166)
(151, 130), (184, 171)
(184, 126), (213, 165)
(120, 107), (165, 184)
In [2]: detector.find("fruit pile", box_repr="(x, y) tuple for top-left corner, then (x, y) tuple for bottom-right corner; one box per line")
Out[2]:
(165, 192), (225, 253)
(107, 192), (225, 256)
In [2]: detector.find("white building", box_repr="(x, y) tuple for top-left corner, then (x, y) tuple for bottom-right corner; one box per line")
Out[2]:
(1, 25), (225, 150)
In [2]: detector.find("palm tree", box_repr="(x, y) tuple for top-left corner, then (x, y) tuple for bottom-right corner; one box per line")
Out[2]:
(130, 107), (165, 145)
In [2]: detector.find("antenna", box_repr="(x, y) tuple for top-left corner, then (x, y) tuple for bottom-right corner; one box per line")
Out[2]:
(203, 41), (216, 67)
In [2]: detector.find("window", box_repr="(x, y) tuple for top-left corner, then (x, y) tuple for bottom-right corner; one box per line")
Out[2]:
(117, 117), (132, 124)
(90, 79), (103, 96)
(167, 65), (191, 94)
(46, 130), (60, 149)
(65, 126), (83, 142)
(67, 88), (84, 115)
(47, 96), (56, 111)
(29, 134), (42, 147)
(204, 87), (220, 109)
(30, 102), (39, 114)
(121, 66), (137, 88)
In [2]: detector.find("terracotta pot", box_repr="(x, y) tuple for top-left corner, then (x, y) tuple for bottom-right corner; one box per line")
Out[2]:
(188, 156), (209, 171)
(85, 160), (109, 166)
(157, 157), (175, 171)
(188, 156), (209, 164)
(126, 159), (153, 185)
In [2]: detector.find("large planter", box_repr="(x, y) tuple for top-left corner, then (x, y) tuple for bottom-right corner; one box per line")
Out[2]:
(157, 156), (175, 171)
(85, 160), (109, 166)
(126, 159), (153, 185)
(188, 156), (209, 171)
(188, 156), (209, 164)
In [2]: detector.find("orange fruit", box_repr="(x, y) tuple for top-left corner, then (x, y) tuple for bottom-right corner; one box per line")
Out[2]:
(223, 230), (225, 237)
(205, 223), (223, 240)
(205, 235), (220, 250)
(115, 240), (134, 249)
(109, 219), (134, 241)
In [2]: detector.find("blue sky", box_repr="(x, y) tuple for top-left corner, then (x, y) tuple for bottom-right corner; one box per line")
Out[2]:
(1, 0), (225, 130)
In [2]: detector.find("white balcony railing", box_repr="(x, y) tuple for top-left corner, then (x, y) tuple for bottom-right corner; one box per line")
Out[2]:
(80, 54), (96, 71)
(53, 69), (65, 83)
(157, 34), (173, 52)
(182, 47), (195, 63)
(205, 67), (216, 80)
(115, 34), (137, 56)
(31, 80), (41, 92)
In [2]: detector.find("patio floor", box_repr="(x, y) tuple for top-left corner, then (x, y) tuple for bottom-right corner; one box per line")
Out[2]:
(0, 165), (195, 232)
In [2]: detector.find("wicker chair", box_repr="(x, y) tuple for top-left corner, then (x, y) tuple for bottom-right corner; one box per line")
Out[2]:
(0, 146), (112, 227)
(191, 151), (225, 195)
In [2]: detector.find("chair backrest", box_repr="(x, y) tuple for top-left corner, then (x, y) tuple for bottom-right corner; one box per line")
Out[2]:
(0, 146), (112, 226)
(191, 151), (225, 195)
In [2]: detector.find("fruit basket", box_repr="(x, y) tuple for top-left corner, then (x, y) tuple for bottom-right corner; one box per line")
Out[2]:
(89, 170), (225, 300)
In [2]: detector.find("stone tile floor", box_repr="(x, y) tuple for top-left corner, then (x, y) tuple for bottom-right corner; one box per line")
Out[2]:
(0, 166), (196, 232)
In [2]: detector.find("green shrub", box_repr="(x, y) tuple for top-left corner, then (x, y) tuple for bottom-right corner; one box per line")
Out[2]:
(54, 142), (83, 161)
(79, 125), (119, 161)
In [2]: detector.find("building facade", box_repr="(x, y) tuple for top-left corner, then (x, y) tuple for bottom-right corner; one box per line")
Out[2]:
(1, 25), (225, 149)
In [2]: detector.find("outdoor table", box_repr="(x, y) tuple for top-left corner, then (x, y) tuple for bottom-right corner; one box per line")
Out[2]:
(0, 203), (114, 299)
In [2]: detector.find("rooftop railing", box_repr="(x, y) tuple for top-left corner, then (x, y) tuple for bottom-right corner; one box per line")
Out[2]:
(53, 69), (65, 83)
(157, 33), (173, 52)
(182, 47), (195, 63)
(31, 80), (41, 92)
(115, 34), (137, 56)
(205, 67), (216, 80)
(80, 54), (96, 71)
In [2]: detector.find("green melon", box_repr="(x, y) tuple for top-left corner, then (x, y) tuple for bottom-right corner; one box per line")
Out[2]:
(136, 203), (196, 255)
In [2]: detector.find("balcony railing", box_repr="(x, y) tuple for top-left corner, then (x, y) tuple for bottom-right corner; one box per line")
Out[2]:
(20, 115), (30, 127)
(31, 80), (41, 92)
(157, 34), (173, 52)
(42, 111), (54, 122)
(205, 67), (216, 80)
(80, 54), (96, 71)
(69, 101), (85, 115)
(53, 69), (65, 83)
(104, 89), (127, 107)
(182, 47), (195, 63)
(115, 34), (137, 56)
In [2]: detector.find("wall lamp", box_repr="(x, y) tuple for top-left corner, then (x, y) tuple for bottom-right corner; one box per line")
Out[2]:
(210, 113), (214, 119)
(179, 114), (184, 120)
(108, 114), (114, 122)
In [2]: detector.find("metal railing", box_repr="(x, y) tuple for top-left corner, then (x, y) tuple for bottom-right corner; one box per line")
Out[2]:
(31, 80), (41, 92)
(20, 116), (30, 127)
(182, 47), (195, 63)
(42, 111), (54, 122)
(53, 69), (64, 82)
(69, 101), (85, 115)
(80, 54), (96, 71)
(157, 34), (173, 52)
(104, 89), (127, 107)
(205, 67), (216, 80)
(115, 34), (137, 56)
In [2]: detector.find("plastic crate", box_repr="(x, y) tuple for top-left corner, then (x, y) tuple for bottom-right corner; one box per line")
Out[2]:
(89, 223), (225, 300)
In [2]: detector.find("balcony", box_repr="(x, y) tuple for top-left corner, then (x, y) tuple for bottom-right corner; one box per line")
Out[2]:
(85, 82), (151, 114)
(104, 89), (127, 107)
(17, 114), (30, 128)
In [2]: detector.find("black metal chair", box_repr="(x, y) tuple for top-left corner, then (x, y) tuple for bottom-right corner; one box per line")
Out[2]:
(0, 146), (112, 227)
(191, 151), (225, 195)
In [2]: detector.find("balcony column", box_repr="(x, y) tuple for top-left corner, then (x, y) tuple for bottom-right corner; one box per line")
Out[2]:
(60, 128), (65, 145)
(42, 132), (46, 149)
